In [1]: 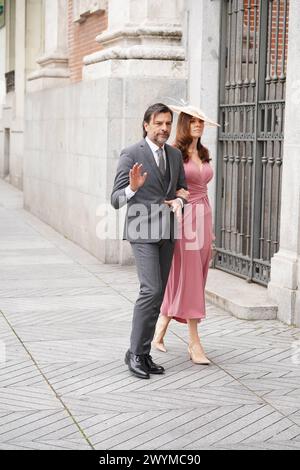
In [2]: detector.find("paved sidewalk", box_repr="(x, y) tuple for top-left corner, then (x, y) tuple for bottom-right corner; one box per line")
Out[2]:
(0, 179), (300, 450)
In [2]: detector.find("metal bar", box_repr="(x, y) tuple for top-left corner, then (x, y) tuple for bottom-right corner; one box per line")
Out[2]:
(239, 142), (246, 253)
(257, 137), (284, 141)
(244, 0), (251, 101)
(258, 99), (285, 104)
(220, 102), (256, 107)
(266, 147), (275, 259)
(232, 0), (238, 103)
(264, 103), (268, 135)
(259, 147), (267, 258)
(234, 150), (240, 253)
(249, 0), (269, 281)
(280, 102), (285, 135)
(252, 1), (259, 102)
(229, 152), (234, 251)
(225, 0), (233, 101)
(265, 0), (273, 101)
(274, 0), (280, 84)
(246, 144), (253, 257)
(280, 0), (288, 100)
(238, 0), (245, 102)
(273, 144), (282, 255)
(221, 152), (229, 248)
(214, 0), (228, 263)
(271, 102), (275, 135)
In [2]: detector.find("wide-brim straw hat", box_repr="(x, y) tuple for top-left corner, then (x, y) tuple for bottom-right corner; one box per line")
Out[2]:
(168, 104), (220, 127)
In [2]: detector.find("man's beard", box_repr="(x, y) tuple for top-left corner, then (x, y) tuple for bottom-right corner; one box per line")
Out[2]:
(156, 134), (169, 144)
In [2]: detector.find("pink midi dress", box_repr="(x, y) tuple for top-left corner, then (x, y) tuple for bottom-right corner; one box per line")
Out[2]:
(161, 158), (214, 323)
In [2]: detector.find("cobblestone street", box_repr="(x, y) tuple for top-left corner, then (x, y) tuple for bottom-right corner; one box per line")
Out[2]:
(0, 179), (300, 450)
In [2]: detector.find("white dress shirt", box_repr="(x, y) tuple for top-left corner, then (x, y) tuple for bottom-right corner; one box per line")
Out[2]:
(145, 136), (167, 169)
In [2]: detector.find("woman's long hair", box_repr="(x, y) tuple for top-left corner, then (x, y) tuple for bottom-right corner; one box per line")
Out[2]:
(174, 112), (210, 163)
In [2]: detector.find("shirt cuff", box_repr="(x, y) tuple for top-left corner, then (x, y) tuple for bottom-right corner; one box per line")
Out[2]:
(125, 185), (136, 200)
(176, 197), (184, 208)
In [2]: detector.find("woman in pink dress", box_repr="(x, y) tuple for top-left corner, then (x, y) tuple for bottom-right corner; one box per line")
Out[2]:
(152, 105), (219, 365)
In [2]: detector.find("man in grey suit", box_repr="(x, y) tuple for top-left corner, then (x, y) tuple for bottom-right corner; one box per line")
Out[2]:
(111, 103), (188, 379)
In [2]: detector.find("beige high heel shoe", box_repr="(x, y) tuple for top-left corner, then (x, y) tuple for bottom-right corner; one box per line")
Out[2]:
(188, 342), (211, 365)
(152, 315), (171, 352)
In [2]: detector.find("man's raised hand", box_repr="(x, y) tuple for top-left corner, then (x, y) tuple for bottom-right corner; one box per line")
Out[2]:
(129, 163), (148, 192)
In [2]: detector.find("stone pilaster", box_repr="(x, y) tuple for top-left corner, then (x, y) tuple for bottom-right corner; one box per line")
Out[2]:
(268, 0), (300, 326)
(15, 0), (26, 120)
(27, 0), (70, 90)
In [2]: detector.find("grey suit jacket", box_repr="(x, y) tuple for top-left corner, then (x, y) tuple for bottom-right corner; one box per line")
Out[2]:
(111, 138), (187, 243)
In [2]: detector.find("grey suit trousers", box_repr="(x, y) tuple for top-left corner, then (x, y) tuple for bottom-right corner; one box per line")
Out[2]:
(130, 239), (175, 355)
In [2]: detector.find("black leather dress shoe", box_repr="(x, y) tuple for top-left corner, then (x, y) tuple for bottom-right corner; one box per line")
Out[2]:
(144, 354), (165, 374)
(125, 350), (150, 379)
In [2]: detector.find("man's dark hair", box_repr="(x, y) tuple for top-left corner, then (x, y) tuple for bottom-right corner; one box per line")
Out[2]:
(142, 103), (173, 138)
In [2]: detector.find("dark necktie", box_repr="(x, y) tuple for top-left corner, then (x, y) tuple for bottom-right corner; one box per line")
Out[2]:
(157, 148), (166, 175)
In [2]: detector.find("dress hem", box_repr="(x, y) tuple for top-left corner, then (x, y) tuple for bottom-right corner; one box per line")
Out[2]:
(160, 312), (206, 324)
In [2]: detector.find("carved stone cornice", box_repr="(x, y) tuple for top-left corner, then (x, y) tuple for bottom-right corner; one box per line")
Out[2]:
(84, 45), (185, 64)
